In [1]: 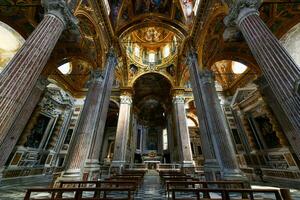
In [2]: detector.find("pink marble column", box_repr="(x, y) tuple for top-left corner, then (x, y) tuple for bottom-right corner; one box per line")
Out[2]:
(225, 0), (300, 159)
(62, 69), (104, 180)
(0, 77), (49, 168)
(0, 0), (77, 152)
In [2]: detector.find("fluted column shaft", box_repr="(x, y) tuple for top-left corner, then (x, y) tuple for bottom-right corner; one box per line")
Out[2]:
(63, 70), (104, 179)
(201, 71), (241, 175)
(87, 52), (117, 163)
(111, 95), (132, 167)
(225, 1), (300, 157)
(0, 77), (49, 167)
(173, 95), (194, 167)
(0, 0), (76, 151)
(187, 53), (219, 171)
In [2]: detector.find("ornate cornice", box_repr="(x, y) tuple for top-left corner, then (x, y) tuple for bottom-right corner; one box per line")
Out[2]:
(42, 0), (78, 28)
(224, 0), (262, 27)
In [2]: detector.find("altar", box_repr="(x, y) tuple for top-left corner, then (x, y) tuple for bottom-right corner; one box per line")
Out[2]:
(142, 151), (161, 169)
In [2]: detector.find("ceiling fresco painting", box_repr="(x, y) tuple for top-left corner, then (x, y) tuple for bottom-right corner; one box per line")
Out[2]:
(132, 0), (172, 16)
(0, 0), (299, 98)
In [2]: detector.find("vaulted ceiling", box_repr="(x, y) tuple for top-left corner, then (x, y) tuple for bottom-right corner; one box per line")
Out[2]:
(1, 0), (300, 96)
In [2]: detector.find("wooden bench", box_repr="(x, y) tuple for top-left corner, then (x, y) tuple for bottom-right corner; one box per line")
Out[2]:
(24, 187), (136, 200)
(165, 181), (246, 198)
(170, 188), (283, 200)
(58, 181), (138, 191)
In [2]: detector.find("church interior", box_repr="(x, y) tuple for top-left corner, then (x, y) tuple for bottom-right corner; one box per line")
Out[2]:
(0, 0), (300, 199)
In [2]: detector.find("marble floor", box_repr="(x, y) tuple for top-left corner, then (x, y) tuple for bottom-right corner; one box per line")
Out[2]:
(1, 171), (300, 199)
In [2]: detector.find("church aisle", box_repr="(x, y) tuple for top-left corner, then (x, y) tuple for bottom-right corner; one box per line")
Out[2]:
(135, 170), (166, 200)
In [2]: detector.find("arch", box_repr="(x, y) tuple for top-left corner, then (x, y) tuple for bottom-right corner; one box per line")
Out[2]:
(131, 71), (174, 88)
(117, 15), (187, 40)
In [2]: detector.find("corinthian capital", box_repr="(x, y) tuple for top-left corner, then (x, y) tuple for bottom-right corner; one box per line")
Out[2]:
(224, 0), (262, 27)
(120, 95), (132, 104)
(42, 0), (78, 28)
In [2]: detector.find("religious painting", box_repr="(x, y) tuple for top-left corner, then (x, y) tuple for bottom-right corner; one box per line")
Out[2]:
(147, 128), (158, 150)
(132, 0), (172, 16)
(254, 115), (281, 149)
(24, 114), (51, 149)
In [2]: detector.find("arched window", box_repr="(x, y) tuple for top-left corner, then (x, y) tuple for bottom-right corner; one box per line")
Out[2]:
(0, 21), (25, 73)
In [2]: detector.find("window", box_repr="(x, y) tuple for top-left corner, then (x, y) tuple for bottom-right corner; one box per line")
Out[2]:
(134, 46), (140, 57)
(0, 21), (25, 72)
(149, 52), (156, 63)
(58, 62), (72, 75)
(163, 129), (168, 150)
(163, 45), (170, 58)
(232, 61), (248, 74)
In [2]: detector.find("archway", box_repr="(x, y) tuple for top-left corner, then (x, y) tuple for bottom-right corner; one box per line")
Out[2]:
(132, 73), (173, 164)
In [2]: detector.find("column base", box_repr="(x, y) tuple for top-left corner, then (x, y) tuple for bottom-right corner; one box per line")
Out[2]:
(181, 160), (195, 168)
(84, 159), (101, 180)
(59, 169), (81, 182)
(222, 169), (248, 182)
(0, 168), (4, 185)
(110, 160), (126, 174)
(203, 159), (221, 181)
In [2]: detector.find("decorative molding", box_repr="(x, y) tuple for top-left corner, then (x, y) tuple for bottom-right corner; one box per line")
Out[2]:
(42, 0), (78, 28)
(36, 76), (50, 91)
(120, 95), (132, 105)
(224, 0), (262, 27)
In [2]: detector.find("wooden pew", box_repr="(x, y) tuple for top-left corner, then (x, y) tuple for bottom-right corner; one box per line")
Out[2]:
(170, 188), (283, 200)
(165, 181), (245, 198)
(24, 187), (136, 200)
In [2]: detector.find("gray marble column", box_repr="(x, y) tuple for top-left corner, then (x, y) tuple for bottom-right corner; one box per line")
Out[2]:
(111, 95), (132, 168)
(187, 51), (245, 180)
(225, 0), (300, 158)
(201, 70), (245, 180)
(0, 77), (49, 168)
(172, 95), (195, 167)
(166, 114), (175, 163)
(84, 50), (117, 178)
(187, 52), (220, 180)
(0, 0), (77, 149)
(62, 69), (104, 180)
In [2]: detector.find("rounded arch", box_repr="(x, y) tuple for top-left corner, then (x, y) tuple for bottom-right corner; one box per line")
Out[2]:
(117, 15), (187, 40)
(207, 53), (260, 74)
(195, 6), (228, 68)
(186, 114), (199, 127)
(131, 71), (175, 88)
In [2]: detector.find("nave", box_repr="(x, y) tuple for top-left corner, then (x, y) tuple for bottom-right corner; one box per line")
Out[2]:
(1, 167), (300, 199)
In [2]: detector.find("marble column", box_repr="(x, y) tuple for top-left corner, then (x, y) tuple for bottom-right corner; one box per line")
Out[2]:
(172, 94), (195, 168)
(202, 70), (245, 180)
(225, 0), (300, 157)
(62, 69), (104, 181)
(166, 114), (175, 163)
(84, 50), (117, 178)
(0, 77), (49, 168)
(187, 51), (220, 180)
(111, 94), (133, 168)
(0, 0), (77, 152)
(187, 51), (245, 180)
